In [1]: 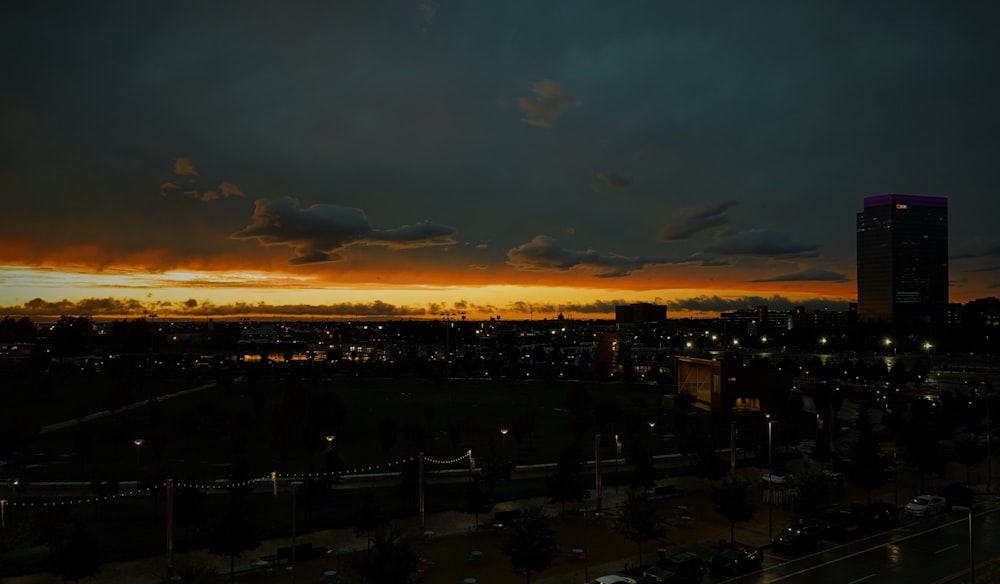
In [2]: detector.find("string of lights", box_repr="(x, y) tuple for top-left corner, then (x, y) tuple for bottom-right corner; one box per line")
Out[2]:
(0, 451), (473, 510)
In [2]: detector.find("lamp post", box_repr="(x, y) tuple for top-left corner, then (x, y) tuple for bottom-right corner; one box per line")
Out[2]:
(325, 435), (335, 451)
(500, 428), (508, 458)
(614, 434), (622, 504)
(291, 480), (303, 583)
(648, 421), (656, 442)
(133, 438), (144, 481)
(766, 414), (774, 540)
(893, 451), (899, 508)
(988, 395), (992, 493)
(580, 507), (589, 582)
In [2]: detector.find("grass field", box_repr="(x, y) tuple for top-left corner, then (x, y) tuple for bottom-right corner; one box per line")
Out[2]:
(3, 371), (678, 577)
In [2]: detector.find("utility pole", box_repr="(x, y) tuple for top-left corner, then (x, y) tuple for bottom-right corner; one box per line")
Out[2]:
(594, 433), (602, 515)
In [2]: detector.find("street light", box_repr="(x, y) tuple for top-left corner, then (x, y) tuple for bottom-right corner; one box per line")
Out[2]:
(500, 428), (509, 456)
(614, 434), (622, 503)
(648, 421), (656, 441)
(766, 414), (774, 539)
(291, 480), (304, 583)
(325, 435), (336, 451)
(133, 438), (144, 480)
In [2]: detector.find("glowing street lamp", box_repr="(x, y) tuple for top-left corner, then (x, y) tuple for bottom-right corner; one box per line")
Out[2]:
(325, 435), (336, 451)
(766, 414), (775, 539)
(133, 438), (144, 479)
(500, 428), (509, 455)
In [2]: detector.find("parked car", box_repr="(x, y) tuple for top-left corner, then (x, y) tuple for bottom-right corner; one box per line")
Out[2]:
(904, 495), (947, 517)
(850, 501), (899, 529)
(642, 549), (707, 584)
(773, 523), (824, 554)
(590, 576), (637, 584)
(709, 544), (763, 577)
(941, 482), (974, 511)
(813, 508), (863, 540)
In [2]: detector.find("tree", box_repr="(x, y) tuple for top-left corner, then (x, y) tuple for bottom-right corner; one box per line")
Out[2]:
(846, 408), (891, 504)
(615, 489), (666, 569)
(952, 435), (987, 483)
(462, 478), (495, 536)
(500, 506), (559, 584)
(50, 520), (101, 583)
(377, 416), (398, 464)
(712, 477), (756, 544)
(898, 417), (944, 493)
(547, 444), (589, 518)
(628, 441), (657, 490)
(353, 491), (388, 553)
(349, 524), (422, 584)
(208, 494), (261, 583)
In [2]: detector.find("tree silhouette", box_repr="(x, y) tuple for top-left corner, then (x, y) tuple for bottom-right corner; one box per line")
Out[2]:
(547, 443), (589, 518)
(50, 520), (101, 583)
(500, 506), (559, 584)
(208, 494), (261, 583)
(377, 416), (398, 464)
(846, 407), (891, 504)
(348, 524), (422, 584)
(615, 489), (666, 569)
(952, 435), (987, 483)
(462, 478), (495, 536)
(353, 490), (388, 553)
(712, 477), (756, 544)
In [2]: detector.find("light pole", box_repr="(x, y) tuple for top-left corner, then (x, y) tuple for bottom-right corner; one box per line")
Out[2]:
(988, 395), (992, 493)
(133, 438), (144, 481)
(730, 409), (737, 475)
(893, 451), (899, 508)
(500, 428), (508, 458)
(766, 414), (774, 540)
(291, 480), (303, 583)
(325, 435), (335, 451)
(580, 507), (589, 582)
(614, 434), (622, 504)
(648, 421), (656, 442)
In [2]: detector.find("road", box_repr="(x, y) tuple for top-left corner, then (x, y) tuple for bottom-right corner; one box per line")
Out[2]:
(720, 501), (1000, 584)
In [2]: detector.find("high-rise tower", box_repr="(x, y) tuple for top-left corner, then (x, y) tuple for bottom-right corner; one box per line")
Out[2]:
(856, 194), (948, 326)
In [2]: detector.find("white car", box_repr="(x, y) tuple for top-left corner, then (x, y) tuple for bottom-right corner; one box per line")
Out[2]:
(904, 495), (946, 516)
(589, 576), (636, 584)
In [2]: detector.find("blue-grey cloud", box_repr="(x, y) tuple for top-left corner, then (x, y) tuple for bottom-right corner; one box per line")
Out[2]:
(518, 80), (580, 128)
(707, 229), (819, 258)
(232, 197), (456, 264)
(594, 172), (633, 191)
(658, 202), (739, 241)
(750, 268), (850, 283)
(506, 235), (661, 277)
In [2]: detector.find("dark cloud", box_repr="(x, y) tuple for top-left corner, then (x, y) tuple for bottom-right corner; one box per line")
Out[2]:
(665, 294), (850, 314)
(707, 229), (819, 258)
(506, 235), (661, 277)
(518, 80), (580, 128)
(231, 197), (456, 264)
(658, 202), (738, 241)
(368, 221), (457, 249)
(594, 172), (633, 191)
(750, 268), (850, 283)
(3, 297), (430, 318)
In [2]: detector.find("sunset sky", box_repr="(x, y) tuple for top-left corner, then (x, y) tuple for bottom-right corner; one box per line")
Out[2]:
(2, 2), (999, 321)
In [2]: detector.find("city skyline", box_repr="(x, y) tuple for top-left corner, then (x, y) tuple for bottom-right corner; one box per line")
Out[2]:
(2, 2), (999, 321)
